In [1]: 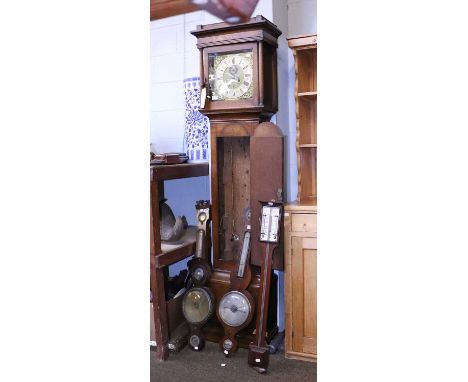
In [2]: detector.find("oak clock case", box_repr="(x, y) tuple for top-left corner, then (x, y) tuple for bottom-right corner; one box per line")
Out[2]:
(191, 16), (284, 348)
(182, 200), (214, 351)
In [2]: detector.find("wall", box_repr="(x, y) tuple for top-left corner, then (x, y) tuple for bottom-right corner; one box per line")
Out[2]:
(288, 0), (317, 36)
(150, 11), (211, 242)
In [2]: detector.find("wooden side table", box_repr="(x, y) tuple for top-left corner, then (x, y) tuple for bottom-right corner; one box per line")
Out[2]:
(150, 163), (209, 361)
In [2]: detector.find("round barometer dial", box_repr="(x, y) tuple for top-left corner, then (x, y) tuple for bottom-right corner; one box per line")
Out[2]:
(218, 291), (252, 328)
(182, 287), (214, 325)
(189, 258), (211, 286)
(192, 267), (205, 282)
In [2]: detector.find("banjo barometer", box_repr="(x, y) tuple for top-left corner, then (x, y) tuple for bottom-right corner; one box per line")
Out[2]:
(191, 16), (284, 347)
(217, 209), (255, 356)
(182, 200), (215, 351)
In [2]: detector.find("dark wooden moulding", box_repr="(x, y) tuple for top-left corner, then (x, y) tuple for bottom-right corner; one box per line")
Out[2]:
(191, 16), (284, 348)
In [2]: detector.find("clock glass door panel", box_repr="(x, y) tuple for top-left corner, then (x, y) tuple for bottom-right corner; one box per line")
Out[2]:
(208, 50), (254, 101)
(216, 136), (250, 266)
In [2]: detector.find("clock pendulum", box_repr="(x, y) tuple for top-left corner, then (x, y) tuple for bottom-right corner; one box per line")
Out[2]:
(248, 201), (283, 373)
(182, 200), (215, 351)
(217, 208), (255, 356)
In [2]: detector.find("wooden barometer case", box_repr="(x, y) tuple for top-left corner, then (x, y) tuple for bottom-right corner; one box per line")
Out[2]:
(191, 15), (284, 347)
(188, 200), (212, 287)
(248, 200), (283, 373)
(217, 208), (255, 356)
(182, 200), (214, 351)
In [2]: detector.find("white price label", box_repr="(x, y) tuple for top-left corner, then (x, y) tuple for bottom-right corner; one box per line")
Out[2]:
(200, 87), (207, 109)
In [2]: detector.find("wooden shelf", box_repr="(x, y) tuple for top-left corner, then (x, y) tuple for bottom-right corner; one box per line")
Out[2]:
(287, 33), (317, 48)
(150, 161), (209, 361)
(298, 91), (317, 100)
(290, 34), (317, 202)
(286, 198), (317, 213)
(155, 226), (197, 269)
(151, 162), (209, 181)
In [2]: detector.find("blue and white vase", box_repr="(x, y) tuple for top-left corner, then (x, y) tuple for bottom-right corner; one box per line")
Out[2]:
(183, 77), (209, 162)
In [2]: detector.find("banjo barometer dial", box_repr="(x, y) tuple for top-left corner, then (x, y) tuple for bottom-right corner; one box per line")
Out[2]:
(208, 51), (253, 101)
(182, 287), (214, 325)
(218, 291), (252, 328)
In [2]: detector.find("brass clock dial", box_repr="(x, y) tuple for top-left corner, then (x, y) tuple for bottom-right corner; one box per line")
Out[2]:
(208, 51), (253, 101)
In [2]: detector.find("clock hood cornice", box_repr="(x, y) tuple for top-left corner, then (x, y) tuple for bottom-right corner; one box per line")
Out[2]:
(191, 15), (282, 49)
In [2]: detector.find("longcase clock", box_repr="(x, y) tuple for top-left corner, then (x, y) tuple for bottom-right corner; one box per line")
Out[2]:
(191, 15), (284, 347)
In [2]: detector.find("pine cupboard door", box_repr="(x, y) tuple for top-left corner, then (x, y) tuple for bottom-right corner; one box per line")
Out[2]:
(292, 236), (317, 357)
(285, 215), (317, 361)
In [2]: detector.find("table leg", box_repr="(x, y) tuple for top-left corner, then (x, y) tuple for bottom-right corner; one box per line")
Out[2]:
(150, 173), (169, 361)
(151, 262), (169, 361)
